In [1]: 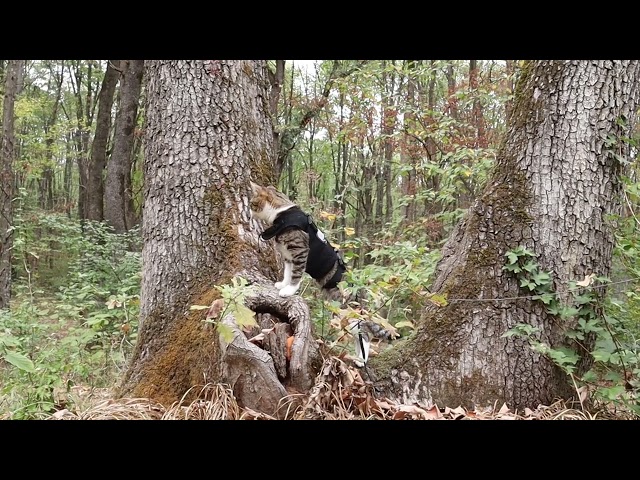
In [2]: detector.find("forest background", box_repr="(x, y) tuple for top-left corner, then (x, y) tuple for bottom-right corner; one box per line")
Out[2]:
(0, 60), (638, 420)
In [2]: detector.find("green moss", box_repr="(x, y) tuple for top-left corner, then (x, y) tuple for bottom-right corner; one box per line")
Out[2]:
(117, 289), (221, 406)
(369, 335), (415, 379)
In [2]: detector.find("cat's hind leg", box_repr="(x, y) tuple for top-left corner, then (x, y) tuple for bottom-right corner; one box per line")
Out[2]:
(274, 261), (292, 290)
(279, 281), (301, 297)
(278, 259), (303, 297)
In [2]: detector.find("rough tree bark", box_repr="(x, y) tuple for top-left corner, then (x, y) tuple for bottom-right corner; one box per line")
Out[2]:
(69, 60), (97, 222)
(370, 60), (640, 411)
(117, 60), (322, 417)
(0, 60), (23, 309)
(104, 60), (144, 233)
(86, 60), (120, 222)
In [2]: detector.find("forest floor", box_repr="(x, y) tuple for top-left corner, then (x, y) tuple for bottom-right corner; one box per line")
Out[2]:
(43, 355), (637, 420)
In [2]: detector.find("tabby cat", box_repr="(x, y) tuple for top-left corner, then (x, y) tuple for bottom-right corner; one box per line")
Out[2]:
(249, 181), (346, 298)
(249, 181), (397, 367)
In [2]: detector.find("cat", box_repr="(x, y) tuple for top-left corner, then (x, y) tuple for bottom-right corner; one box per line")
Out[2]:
(249, 181), (398, 367)
(249, 181), (346, 298)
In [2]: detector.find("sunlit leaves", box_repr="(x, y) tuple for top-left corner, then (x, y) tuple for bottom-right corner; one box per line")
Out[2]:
(204, 277), (257, 344)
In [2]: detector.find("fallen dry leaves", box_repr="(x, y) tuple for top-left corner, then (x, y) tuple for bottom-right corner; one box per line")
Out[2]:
(39, 355), (636, 421)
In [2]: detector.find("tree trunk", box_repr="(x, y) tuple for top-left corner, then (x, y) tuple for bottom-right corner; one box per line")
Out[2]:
(446, 61), (458, 121)
(0, 60), (23, 309)
(402, 60), (418, 224)
(69, 60), (97, 222)
(104, 60), (144, 233)
(86, 60), (120, 222)
(63, 131), (74, 216)
(118, 60), (322, 417)
(38, 61), (65, 212)
(469, 60), (487, 148)
(370, 60), (640, 411)
(378, 60), (398, 228)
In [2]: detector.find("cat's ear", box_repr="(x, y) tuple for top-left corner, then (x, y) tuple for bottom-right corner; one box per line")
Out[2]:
(249, 181), (262, 195)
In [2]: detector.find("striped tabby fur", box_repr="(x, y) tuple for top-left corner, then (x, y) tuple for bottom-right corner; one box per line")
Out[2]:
(249, 181), (341, 298)
(249, 181), (397, 363)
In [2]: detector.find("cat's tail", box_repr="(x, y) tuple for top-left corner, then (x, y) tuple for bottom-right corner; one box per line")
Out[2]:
(346, 318), (399, 367)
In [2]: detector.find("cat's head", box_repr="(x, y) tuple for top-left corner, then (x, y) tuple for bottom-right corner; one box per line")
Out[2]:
(249, 181), (295, 224)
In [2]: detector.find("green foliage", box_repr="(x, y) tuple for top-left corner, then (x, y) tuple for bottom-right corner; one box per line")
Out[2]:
(503, 245), (640, 416)
(200, 276), (257, 344)
(1, 212), (141, 419)
(307, 239), (439, 346)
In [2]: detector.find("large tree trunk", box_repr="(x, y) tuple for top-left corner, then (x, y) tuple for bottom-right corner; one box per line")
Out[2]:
(86, 60), (120, 222)
(0, 60), (23, 309)
(104, 60), (144, 233)
(371, 60), (640, 411)
(118, 60), (322, 417)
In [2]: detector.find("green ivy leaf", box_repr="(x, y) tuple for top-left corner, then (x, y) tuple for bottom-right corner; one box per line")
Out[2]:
(505, 251), (518, 265)
(532, 292), (555, 304)
(581, 369), (598, 383)
(531, 270), (551, 285)
(565, 329), (585, 340)
(573, 294), (594, 306)
(502, 263), (522, 273)
(591, 349), (611, 362)
(519, 278), (537, 291)
(559, 306), (581, 319)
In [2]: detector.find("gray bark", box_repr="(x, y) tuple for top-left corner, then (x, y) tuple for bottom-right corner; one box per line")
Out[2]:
(86, 60), (120, 222)
(118, 60), (321, 417)
(0, 60), (24, 309)
(371, 60), (640, 411)
(104, 60), (143, 232)
(69, 60), (97, 221)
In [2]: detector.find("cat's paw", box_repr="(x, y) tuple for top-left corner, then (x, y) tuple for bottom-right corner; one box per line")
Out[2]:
(274, 281), (287, 289)
(279, 285), (300, 297)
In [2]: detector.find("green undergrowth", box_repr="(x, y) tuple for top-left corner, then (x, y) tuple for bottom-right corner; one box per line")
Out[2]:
(0, 212), (141, 419)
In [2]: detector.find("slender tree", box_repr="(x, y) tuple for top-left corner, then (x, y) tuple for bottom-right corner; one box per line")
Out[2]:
(0, 60), (24, 309)
(39, 60), (65, 210)
(68, 60), (99, 221)
(469, 60), (487, 148)
(104, 60), (144, 232)
(378, 60), (401, 226)
(86, 60), (120, 222)
(370, 60), (640, 410)
(402, 60), (419, 224)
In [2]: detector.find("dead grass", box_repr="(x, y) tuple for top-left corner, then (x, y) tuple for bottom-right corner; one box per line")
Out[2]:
(39, 355), (638, 421)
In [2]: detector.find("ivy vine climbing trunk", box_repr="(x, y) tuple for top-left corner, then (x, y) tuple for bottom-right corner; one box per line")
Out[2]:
(371, 60), (640, 411)
(118, 60), (322, 417)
